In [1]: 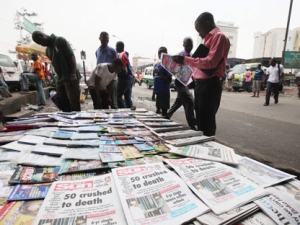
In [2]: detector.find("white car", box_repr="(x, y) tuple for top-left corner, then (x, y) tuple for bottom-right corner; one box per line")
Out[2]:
(0, 54), (21, 91)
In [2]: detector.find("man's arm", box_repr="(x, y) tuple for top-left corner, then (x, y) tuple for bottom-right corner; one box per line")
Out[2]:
(94, 75), (102, 105)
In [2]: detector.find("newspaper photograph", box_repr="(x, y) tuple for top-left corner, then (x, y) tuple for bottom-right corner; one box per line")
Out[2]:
(32, 173), (127, 225)
(112, 162), (209, 225)
(164, 158), (269, 214)
(254, 186), (300, 225)
(167, 141), (239, 165)
(235, 157), (296, 188)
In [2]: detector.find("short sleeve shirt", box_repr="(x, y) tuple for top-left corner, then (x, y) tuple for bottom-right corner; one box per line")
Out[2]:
(266, 64), (284, 83)
(87, 63), (117, 90)
(33, 60), (45, 80)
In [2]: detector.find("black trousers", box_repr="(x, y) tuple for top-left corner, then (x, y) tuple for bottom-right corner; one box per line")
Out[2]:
(194, 77), (222, 136)
(167, 81), (196, 127)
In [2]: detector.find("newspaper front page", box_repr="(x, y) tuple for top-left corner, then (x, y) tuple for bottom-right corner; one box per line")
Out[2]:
(112, 162), (209, 225)
(167, 141), (239, 165)
(235, 157), (296, 188)
(164, 158), (269, 214)
(254, 186), (300, 225)
(33, 173), (126, 225)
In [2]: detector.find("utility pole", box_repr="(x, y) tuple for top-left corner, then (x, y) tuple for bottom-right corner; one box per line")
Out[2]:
(282, 0), (293, 65)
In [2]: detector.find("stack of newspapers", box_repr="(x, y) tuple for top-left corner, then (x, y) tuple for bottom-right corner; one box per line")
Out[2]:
(0, 108), (298, 225)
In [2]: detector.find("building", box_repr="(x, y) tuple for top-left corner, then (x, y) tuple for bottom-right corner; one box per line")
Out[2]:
(197, 21), (238, 59)
(253, 27), (300, 58)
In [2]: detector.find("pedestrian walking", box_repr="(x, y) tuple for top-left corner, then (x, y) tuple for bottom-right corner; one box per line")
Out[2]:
(166, 37), (196, 130)
(264, 58), (284, 106)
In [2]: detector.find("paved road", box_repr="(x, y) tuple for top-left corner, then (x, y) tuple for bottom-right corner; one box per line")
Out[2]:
(131, 83), (300, 178)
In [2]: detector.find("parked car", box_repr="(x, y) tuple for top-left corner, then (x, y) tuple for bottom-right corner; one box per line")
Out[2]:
(230, 62), (266, 92)
(142, 66), (176, 90)
(0, 54), (21, 91)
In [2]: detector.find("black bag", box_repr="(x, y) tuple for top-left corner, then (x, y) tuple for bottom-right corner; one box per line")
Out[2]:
(187, 77), (195, 89)
(278, 83), (283, 92)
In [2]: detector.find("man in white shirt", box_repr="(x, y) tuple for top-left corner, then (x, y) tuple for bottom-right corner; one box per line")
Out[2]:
(88, 58), (123, 109)
(264, 58), (284, 106)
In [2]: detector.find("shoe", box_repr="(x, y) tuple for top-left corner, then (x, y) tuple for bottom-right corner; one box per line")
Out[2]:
(275, 100), (278, 104)
(263, 103), (269, 106)
(251, 95), (256, 97)
(38, 103), (46, 106)
(155, 110), (161, 114)
(190, 126), (197, 131)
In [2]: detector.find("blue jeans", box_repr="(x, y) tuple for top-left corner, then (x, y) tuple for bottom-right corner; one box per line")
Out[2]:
(117, 76), (133, 108)
(0, 77), (8, 89)
(21, 73), (46, 105)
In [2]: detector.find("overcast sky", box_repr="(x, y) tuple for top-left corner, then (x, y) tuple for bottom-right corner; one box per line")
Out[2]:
(1, 0), (299, 70)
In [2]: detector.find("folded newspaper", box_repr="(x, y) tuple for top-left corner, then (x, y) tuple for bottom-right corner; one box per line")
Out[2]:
(112, 162), (209, 225)
(164, 158), (269, 215)
(32, 174), (127, 225)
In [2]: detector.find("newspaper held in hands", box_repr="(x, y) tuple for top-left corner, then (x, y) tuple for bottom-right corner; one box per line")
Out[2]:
(164, 158), (269, 215)
(112, 162), (209, 225)
(160, 53), (194, 86)
(32, 174), (126, 225)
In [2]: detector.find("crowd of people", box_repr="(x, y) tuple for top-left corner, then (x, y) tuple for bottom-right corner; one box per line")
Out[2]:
(1, 11), (285, 137)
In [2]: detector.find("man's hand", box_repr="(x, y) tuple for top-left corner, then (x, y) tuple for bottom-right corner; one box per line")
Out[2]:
(172, 55), (185, 64)
(152, 93), (156, 101)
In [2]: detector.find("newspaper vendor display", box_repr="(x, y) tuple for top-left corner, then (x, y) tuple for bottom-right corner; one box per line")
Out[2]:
(112, 162), (209, 225)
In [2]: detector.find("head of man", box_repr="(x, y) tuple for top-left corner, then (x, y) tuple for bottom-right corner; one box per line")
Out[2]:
(116, 41), (125, 53)
(158, 47), (167, 59)
(269, 58), (276, 67)
(257, 63), (261, 69)
(32, 31), (52, 47)
(99, 32), (109, 48)
(31, 52), (38, 61)
(111, 58), (124, 74)
(183, 37), (193, 54)
(194, 12), (216, 39)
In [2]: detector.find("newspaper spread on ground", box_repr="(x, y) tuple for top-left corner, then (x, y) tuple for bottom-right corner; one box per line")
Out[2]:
(112, 162), (209, 225)
(167, 141), (239, 165)
(254, 185), (300, 225)
(235, 157), (296, 188)
(165, 136), (215, 147)
(164, 158), (269, 214)
(32, 173), (127, 225)
(196, 202), (259, 225)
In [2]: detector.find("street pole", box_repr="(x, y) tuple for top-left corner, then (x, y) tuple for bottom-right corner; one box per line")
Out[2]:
(282, 0), (293, 65)
(80, 50), (86, 84)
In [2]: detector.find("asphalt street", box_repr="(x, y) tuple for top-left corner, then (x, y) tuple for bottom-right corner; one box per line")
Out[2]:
(131, 84), (300, 178)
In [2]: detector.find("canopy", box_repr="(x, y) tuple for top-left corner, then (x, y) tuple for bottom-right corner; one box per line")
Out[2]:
(16, 43), (46, 56)
(16, 43), (50, 62)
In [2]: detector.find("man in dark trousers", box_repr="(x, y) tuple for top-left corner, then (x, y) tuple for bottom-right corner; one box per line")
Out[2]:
(166, 37), (196, 130)
(173, 12), (230, 136)
(116, 41), (134, 108)
(32, 31), (81, 112)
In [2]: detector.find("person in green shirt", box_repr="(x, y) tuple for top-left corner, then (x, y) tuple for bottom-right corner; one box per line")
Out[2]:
(32, 31), (81, 112)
